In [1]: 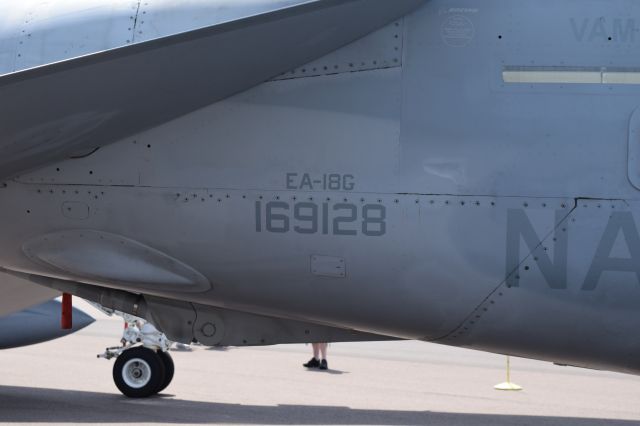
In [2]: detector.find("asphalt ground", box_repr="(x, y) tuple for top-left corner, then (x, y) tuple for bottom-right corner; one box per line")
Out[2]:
(1, 301), (640, 426)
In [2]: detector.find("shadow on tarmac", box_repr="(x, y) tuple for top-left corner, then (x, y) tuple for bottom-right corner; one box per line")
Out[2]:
(0, 385), (637, 425)
(304, 368), (347, 375)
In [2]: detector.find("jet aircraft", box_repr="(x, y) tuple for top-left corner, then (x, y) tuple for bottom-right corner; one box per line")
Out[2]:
(1, 0), (640, 397)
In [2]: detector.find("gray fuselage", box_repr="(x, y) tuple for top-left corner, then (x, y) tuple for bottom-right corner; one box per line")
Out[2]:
(1, 0), (639, 375)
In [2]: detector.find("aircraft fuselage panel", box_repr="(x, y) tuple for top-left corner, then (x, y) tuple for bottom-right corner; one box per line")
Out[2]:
(1, 0), (640, 376)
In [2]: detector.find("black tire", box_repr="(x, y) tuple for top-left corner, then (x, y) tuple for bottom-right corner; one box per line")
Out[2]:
(156, 351), (175, 393)
(113, 347), (166, 398)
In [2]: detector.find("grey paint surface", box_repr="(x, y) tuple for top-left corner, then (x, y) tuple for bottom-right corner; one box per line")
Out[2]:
(0, 300), (94, 349)
(0, 0), (424, 179)
(0, 270), (59, 316)
(1, 0), (640, 384)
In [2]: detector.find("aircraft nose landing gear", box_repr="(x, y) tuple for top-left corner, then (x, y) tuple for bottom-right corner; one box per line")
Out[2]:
(114, 347), (167, 398)
(98, 315), (175, 398)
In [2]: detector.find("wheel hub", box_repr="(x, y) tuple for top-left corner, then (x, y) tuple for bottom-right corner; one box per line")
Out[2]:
(122, 358), (152, 389)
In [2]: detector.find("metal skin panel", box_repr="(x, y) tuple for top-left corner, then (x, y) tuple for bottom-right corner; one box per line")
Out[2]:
(0, 3), (33, 75)
(133, 1), (405, 80)
(0, 1), (309, 76)
(189, 301), (395, 347)
(22, 230), (211, 293)
(0, 0), (425, 181)
(2, 0), (398, 80)
(440, 199), (640, 375)
(132, 0), (308, 43)
(0, 180), (573, 341)
(0, 271), (59, 316)
(401, 1), (640, 199)
(19, 68), (403, 189)
(3, 0), (640, 376)
(273, 20), (406, 80)
(12, 0), (137, 73)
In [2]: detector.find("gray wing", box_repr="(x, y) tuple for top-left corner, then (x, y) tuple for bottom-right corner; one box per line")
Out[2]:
(0, 300), (94, 349)
(0, 0), (424, 180)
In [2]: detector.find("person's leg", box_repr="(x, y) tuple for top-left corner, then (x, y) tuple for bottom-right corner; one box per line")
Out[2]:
(303, 344), (321, 368)
(319, 343), (329, 370)
(319, 343), (328, 360)
(312, 343), (321, 359)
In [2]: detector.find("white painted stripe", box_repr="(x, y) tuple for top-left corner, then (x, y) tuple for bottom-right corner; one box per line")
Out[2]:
(503, 68), (640, 85)
(603, 72), (640, 84)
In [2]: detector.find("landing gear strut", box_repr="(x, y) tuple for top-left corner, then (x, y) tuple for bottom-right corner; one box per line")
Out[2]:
(98, 316), (175, 398)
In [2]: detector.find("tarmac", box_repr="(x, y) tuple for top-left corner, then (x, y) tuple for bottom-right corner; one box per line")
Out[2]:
(1, 301), (640, 426)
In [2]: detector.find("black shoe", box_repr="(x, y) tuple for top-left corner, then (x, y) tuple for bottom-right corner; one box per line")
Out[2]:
(319, 359), (328, 370)
(303, 358), (320, 368)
